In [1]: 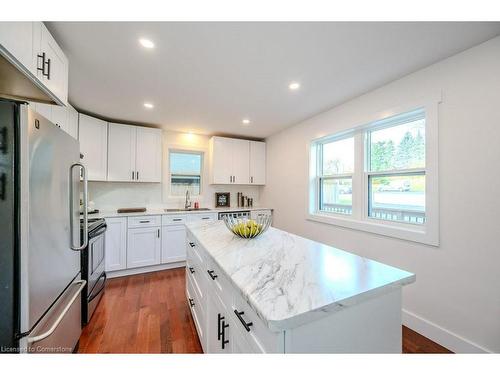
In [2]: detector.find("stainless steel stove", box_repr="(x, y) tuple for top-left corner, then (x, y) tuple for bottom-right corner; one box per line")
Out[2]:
(80, 218), (107, 325)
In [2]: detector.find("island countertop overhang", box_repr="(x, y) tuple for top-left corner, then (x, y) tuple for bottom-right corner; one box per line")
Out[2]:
(186, 221), (415, 331)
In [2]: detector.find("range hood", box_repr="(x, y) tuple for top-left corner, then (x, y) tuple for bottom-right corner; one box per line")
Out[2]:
(0, 51), (56, 104)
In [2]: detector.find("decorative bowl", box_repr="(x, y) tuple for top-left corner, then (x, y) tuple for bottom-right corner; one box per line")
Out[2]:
(223, 214), (272, 239)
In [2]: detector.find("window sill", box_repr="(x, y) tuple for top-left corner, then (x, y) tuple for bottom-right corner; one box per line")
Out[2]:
(307, 212), (438, 246)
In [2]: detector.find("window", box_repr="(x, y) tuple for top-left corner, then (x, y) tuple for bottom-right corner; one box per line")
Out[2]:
(366, 110), (426, 224)
(308, 100), (439, 246)
(318, 137), (354, 215)
(169, 151), (202, 196)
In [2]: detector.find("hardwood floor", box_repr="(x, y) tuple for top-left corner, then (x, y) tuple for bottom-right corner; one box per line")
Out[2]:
(78, 268), (452, 354)
(78, 268), (202, 353)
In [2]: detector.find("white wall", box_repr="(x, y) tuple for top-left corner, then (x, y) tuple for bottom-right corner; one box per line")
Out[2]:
(88, 129), (261, 211)
(260, 36), (500, 353)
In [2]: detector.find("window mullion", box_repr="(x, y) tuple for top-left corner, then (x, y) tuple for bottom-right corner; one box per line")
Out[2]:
(352, 131), (364, 220)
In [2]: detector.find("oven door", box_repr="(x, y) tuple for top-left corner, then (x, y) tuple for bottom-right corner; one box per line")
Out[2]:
(87, 228), (106, 298)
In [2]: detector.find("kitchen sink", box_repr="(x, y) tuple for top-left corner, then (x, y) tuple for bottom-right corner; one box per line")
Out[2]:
(164, 208), (211, 212)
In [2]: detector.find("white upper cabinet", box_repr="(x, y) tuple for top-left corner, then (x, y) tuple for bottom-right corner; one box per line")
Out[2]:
(107, 123), (136, 182)
(209, 136), (265, 185)
(249, 141), (266, 185)
(0, 22), (34, 70)
(107, 124), (162, 183)
(0, 22), (68, 105)
(232, 138), (250, 184)
(66, 104), (79, 140)
(210, 136), (234, 184)
(79, 114), (108, 181)
(34, 23), (69, 105)
(135, 127), (162, 182)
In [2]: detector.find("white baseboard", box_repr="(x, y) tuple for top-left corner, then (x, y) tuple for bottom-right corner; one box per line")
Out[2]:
(402, 309), (492, 353)
(107, 261), (186, 279)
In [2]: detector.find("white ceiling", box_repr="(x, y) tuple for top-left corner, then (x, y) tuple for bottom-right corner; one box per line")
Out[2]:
(47, 22), (500, 138)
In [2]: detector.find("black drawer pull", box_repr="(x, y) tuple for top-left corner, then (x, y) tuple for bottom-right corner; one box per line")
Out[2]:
(0, 127), (7, 154)
(189, 267), (195, 274)
(173, 218), (182, 222)
(207, 270), (218, 280)
(0, 173), (6, 201)
(234, 309), (253, 332)
(201, 217), (210, 220)
(217, 313), (223, 340)
(188, 298), (195, 307)
(139, 220), (150, 223)
(189, 242), (195, 247)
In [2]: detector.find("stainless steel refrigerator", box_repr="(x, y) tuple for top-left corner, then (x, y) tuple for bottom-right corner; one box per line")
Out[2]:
(0, 99), (88, 353)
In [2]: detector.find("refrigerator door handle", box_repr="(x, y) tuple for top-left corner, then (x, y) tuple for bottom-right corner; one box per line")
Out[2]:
(26, 280), (86, 344)
(70, 162), (88, 251)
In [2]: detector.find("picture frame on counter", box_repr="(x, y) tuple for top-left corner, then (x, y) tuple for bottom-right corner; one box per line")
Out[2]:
(215, 192), (230, 207)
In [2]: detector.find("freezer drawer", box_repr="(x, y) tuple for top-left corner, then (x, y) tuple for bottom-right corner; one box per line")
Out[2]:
(24, 279), (85, 353)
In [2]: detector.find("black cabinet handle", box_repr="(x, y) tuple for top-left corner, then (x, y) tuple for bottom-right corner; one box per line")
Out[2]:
(136, 171), (139, 180)
(0, 173), (6, 201)
(173, 218), (182, 222)
(217, 313), (229, 349)
(188, 298), (195, 307)
(0, 127), (7, 154)
(37, 52), (46, 75)
(189, 267), (195, 274)
(139, 220), (150, 223)
(189, 242), (195, 247)
(157, 229), (160, 238)
(234, 309), (253, 332)
(207, 270), (218, 280)
(131, 171), (134, 180)
(217, 313), (223, 340)
(44, 58), (51, 79)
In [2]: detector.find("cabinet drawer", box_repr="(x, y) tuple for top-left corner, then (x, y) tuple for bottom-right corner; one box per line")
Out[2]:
(187, 232), (205, 266)
(186, 259), (207, 308)
(204, 259), (232, 310)
(162, 214), (187, 225)
(187, 212), (217, 223)
(186, 274), (205, 350)
(231, 292), (283, 353)
(127, 215), (161, 228)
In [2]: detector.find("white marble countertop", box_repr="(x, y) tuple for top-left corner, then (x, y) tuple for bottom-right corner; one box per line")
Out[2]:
(85, 206), (273, 219)
(186, 221), (415, 331)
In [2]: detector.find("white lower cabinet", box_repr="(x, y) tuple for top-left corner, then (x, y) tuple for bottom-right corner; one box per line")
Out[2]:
(127, 226), (161, 269)
(104, 217), (127, 272)
(161, 225), (186, 264)
(186, 233), (284, 353)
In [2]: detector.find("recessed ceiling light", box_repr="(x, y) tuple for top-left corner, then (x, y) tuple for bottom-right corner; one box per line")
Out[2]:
(242, 118), (251, 125)
(139, 38), (155, 49)
(288, 82), (301, 91)
(143, 102), (154, 109)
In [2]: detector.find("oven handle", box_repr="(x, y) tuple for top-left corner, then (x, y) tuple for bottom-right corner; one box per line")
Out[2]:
(27, 280), (86, 344)
(88, 272), (107, 303)
(89, 224), (107, 239)
(70, 162), (88, 251)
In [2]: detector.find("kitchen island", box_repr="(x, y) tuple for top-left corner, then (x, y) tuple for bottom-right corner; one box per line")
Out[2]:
(185, 221), (415, 353)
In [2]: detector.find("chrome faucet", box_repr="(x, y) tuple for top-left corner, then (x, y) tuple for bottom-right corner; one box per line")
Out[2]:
(185, 189), (191, 210)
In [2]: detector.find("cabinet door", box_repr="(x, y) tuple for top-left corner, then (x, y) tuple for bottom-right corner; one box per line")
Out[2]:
(33, 102), (52, 122)
(135, 127), (162, 182)
(127, 226), (161, 268)
(249, 141), (266, 185)
(51, 104), (68, 131)
(66, 105), (79, 140)
(161, 225), (186, 264)
(231, 139), (250, 184)
(78, 114), (108, 181)
(210, 137), (233, 184)
(104, 217), (127, 272)
(37, 23), (68, 104)
(0, 22), (34, 72)
(107, 123), (136, 182)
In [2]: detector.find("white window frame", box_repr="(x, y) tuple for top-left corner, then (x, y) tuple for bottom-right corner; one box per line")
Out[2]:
(316, 133), (355, 216)
(307, 95), (440, 246)
(168, 149), (204, 197)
